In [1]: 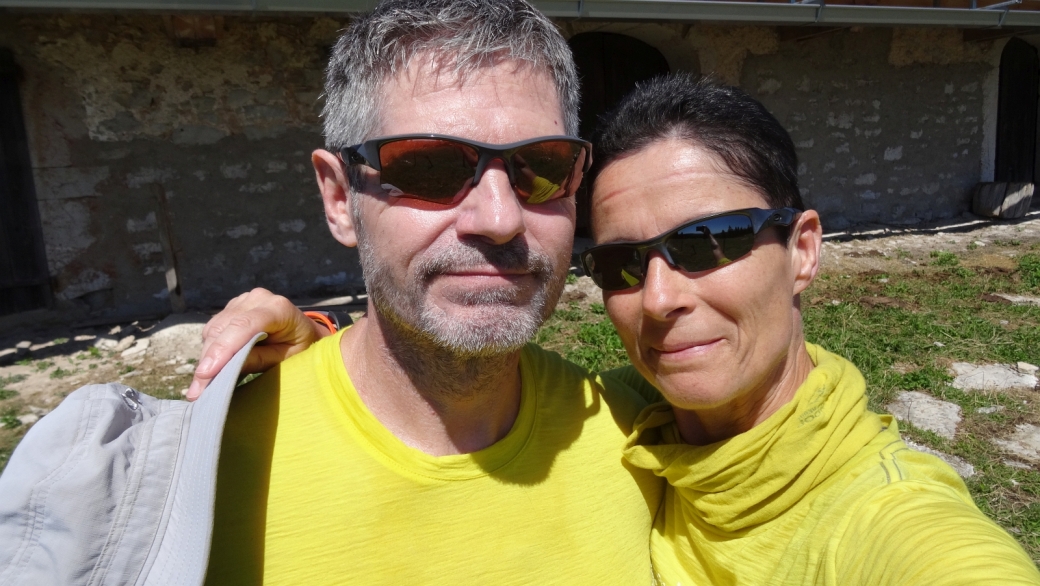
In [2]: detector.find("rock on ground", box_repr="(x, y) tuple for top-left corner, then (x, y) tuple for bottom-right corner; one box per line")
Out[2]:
(984, 293), (1040, 307)
(147, 313), (209, 363)
(559, 276), (602, 305)
(951, 363), (1038, 392)
(120, 338), (150, 359)
(904, 439), (975, 478)
(885, 391), (962, 440)
(993, 424), (1040, 466)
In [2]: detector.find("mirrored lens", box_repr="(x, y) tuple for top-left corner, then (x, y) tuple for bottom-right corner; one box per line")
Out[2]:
(584, 245), (644, 291)
(668, 214), (755, 273)
(512, 141), (586, 203)
(378, 139), (479, 201)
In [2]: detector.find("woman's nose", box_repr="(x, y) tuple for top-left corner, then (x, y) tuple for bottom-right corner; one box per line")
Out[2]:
(640, 253), (694, 321)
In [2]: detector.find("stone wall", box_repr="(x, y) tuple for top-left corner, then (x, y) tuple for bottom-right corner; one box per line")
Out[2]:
(3, 14), (360, 316)
(0, 14), (1014, 315)
(743, 27), (1001, 229)
(565, 21), (1005, 230)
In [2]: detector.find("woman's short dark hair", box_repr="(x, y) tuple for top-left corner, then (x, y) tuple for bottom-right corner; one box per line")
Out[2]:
(590, 73), (805, 211)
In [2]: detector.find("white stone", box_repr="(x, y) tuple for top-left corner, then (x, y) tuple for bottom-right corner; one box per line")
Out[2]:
(73, 334), (96, 342)
(147, 313), (208, 363)
(175, 363), (196, 375)
(986, 293), (1040, 307)
(904, 439), (975, 478)
(994, 424), (1040, 464)
(976, 406), (1005, 415)
(121, 338), (150, 359)
(112, 335), (136, 353)
(94, 337), (118, 351)
(951, 362), (1038, 392)
(17, 414), (39, 426)
(885, 391), (961, 439)
(1004, 459), (1032, 470)
(179, 388), (190, 397)
(559, 276), (602, 305)
(1017, 362), (1039, 375)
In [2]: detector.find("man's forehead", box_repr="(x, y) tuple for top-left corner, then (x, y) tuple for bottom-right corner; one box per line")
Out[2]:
(374, 55), (565, 141)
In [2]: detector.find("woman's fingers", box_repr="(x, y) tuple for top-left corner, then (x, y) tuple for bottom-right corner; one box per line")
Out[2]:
(186, 289), (328, 401)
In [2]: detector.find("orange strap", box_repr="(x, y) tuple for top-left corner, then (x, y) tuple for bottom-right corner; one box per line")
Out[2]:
(304, 311), (338, 334)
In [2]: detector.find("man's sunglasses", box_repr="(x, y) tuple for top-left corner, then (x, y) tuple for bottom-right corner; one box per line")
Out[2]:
(341, 134), (592, 205)
(580, 207), (802, 292)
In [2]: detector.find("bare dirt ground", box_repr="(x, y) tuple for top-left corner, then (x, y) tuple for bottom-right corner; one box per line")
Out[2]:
(821, 209), (1040, 275)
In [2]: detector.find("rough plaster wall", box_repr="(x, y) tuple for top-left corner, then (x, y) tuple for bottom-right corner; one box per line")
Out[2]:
(559, 22), (778, 85)
(743, 28), (998, 228)
(4, 15), (362, 316)
(686, 25), (779, 85)
(560, 21), (701, 74)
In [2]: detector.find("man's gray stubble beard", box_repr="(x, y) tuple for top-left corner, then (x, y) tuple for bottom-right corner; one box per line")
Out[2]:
(358, 231), (567, 359)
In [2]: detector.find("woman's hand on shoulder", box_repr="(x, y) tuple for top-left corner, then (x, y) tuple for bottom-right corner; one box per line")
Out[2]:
(186, 288), (331, 401)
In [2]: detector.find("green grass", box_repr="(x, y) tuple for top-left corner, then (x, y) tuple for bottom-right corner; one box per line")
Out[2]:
(33, 360), (54, 372)
(0, 408), (21, 430)
(49, 367), (73, 380)
(1021, 254), (1040, 289)
(0, 390), (18, 401)
(930, 250), (960, 267)
(0, 374), (26, 386)
(536, 244), (1040, 561)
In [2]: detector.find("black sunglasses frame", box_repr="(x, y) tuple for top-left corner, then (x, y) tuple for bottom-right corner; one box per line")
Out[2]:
(340, 133), (593, 202)
(581, 207), (802, 291)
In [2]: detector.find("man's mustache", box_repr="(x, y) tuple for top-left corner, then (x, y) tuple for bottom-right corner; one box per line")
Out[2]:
(416, 239), (555, 282)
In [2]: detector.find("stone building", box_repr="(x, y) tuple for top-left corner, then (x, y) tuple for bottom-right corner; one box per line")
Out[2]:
(1, 1), (1040, 319)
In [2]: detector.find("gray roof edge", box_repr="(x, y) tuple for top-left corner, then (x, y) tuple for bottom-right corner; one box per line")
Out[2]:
(2, 0), (1040, 28)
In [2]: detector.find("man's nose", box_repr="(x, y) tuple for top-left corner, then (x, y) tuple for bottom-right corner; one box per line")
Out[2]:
(454, 159), (526, 245)
(641, 253), (694, 321)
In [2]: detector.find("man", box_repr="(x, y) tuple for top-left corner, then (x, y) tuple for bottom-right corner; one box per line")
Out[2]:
(200, 0), (662, 583)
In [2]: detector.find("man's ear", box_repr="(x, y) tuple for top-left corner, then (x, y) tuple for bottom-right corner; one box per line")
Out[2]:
(313, 149), (358, 248)
(790, 209), (823, 296)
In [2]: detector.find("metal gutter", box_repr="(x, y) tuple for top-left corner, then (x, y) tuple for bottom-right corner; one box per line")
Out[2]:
(4, 0), (1040, 27)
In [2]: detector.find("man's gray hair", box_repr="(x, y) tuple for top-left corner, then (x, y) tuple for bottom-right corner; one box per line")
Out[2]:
(321, 0), (580, 153)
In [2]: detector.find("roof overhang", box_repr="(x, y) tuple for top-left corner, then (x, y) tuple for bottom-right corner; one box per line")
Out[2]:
(3, 0), (1040, 28)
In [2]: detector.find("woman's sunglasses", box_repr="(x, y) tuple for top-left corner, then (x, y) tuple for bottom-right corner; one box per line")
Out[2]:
(581, 207), (802, 291)
(341, 134), (592, 205)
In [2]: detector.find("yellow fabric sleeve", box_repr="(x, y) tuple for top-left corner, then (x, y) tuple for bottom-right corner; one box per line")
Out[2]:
(836, 481), (1040, 585)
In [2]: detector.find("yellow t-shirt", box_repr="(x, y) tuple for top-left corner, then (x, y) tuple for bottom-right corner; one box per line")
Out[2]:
(615, 344), (1040, 586)
(205, 331), (663, 585)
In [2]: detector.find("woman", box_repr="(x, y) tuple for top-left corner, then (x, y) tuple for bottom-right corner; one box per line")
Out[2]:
(191, 74), (1039, 584)
(582, 74), (1038, 585)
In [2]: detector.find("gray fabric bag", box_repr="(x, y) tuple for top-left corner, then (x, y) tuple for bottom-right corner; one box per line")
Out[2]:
(0, 333), (265, 586)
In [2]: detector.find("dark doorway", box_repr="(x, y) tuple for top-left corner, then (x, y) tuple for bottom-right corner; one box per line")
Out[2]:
(0, 49), (50, 316)
(995, 38), (1039, 183)
(569, 33), (670, 236)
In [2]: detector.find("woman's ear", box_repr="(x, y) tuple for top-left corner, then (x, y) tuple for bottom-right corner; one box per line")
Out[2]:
(790, 209), (823, 296)
(313, 149), (358, 248)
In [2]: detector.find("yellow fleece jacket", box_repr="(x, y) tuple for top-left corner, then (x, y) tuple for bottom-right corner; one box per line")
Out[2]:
(615, 344), (1039, 586)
